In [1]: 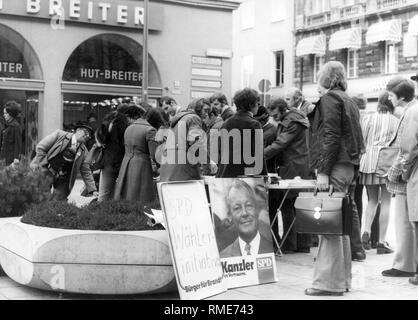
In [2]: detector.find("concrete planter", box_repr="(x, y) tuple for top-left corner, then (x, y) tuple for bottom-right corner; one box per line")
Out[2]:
(0, 218), (176, 295)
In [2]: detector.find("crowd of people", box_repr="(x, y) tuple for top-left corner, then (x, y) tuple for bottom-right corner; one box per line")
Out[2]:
(2, 60), (418, 296)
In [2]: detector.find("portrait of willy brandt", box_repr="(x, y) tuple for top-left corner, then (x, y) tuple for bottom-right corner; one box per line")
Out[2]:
(219, 179), (273, 258)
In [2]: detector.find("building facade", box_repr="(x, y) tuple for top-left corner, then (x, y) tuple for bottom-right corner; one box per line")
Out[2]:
(231, 0), (295, 104)
(294, 0), (418, 108)
(0, 0), (238, 158)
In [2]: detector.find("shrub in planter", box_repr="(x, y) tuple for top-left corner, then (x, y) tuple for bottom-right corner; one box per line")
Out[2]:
(21, 200), (164, 231)
(0, 156), (51, 217)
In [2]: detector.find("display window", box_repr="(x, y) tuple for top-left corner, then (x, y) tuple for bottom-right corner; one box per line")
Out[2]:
(62, 34), (162, 130)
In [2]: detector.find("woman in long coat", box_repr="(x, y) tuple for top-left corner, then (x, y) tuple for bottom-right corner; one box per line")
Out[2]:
(0, 101), (22, 165)
(114, 114), (157, 204)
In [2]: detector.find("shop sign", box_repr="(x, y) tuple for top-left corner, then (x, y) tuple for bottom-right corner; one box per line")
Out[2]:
(80, 68), (142, 83)
(208, 177), (278, 289)
(0, 61), (25, 77)
(0, 0), (163, 30)
(158, 180), (226, 300)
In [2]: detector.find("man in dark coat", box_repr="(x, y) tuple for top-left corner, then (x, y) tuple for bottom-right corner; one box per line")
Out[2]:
(264, 98), (312, 253)
(216, 88), (266, 178)
(31, 124), (98, 200)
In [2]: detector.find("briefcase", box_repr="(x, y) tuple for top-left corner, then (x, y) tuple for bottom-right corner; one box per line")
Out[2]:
(294, 188), (352, 236)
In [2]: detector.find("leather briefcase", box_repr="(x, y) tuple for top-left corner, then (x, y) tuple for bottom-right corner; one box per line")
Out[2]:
(294, 188), (352, 236)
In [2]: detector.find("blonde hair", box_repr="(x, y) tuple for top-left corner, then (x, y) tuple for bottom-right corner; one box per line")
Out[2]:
(318, 61), (347, 91)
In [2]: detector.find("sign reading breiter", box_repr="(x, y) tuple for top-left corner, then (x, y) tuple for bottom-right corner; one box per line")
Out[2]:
(0, 0), (163, 30)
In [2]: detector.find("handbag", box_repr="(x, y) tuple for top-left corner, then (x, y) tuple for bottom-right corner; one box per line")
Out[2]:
(294, 186), (352, 236)
(375, 146), (398, 178)
(85, 143), (104, 171)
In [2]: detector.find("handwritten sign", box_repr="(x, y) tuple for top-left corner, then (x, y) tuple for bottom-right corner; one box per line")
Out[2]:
(158, 180), (226, 300)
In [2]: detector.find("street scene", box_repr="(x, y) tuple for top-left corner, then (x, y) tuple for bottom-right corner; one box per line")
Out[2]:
(0, 0), (418, 305)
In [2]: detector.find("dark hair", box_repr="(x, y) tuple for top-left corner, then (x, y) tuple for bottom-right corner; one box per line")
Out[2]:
(145, 108), (165, 129)
(209, 92), (229, 106)
(4, 101), (21, 119)
(254, 106), (270, 125)
(160, 96), (176, 106)
(139, 102), (153, 113)
(386, 76), (416, 103)
(188, 98), (211, 118)
(268, 98), (288, 114)
(124, 105), (145, 120)
(377, 91), (395, 114)
(116, 103), (130, 114)
(351, 94), (367, 110)
(318, 61), (347, 91)
(233, 88), (259, 112)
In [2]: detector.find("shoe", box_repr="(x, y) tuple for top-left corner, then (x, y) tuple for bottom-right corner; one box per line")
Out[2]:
(304, 288), (343, 296)
(352, 251), (366, 261)
(361, 232), (371, 250)
(382, 268), (415, 277)
(376, 242), (394, 254)
(409, 276), (418, 285)
(296, 248), (311, 253)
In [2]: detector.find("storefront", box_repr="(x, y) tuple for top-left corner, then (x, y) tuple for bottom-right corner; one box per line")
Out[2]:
(0, 0), (238, 153)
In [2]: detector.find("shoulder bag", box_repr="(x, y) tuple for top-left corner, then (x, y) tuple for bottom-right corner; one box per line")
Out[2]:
(375, 146), (399, 178)
(294, 186), (352, 236)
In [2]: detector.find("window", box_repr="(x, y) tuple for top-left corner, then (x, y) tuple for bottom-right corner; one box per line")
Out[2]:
(272, 0), (286, 22)
(275, 51), (284, 87)
(385, 42), (398, 74)
(241, 55), (254, 88)
(306, 0), (331, 15)
(347, 49), (358, 78)
(241, 0), (255, 30)
(313, 55), (324, 83)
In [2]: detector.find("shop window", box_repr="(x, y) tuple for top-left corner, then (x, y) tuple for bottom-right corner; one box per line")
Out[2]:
(275, 51), (284, 87)
(313, 55), (324, 83)
(63, 34), (161, 87)
(241, 0), (255, 30)
(385, 42), (398, 74)
(347, 49), (358, 79)
(241, 55), (254, 88)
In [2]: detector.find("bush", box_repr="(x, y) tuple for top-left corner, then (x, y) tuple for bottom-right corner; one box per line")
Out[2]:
(0, 156), (51, 217)
(21, 200), (164, 231)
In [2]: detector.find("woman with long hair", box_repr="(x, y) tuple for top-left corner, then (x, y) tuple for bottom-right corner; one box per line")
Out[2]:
(359, 91), (399, 254)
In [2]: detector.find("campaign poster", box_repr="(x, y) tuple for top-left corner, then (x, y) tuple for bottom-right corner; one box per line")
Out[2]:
(208, 177), (278, 289)
(158, 180), (226, 300)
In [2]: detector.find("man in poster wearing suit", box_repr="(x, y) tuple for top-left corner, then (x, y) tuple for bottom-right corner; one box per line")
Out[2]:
(220, 179), (273, 258)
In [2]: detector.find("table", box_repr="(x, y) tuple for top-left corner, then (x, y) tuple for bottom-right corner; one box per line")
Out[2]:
(268, 179), (317, 256)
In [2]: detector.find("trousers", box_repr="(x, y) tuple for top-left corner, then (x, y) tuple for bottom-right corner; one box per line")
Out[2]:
(312, 163), (354, 292)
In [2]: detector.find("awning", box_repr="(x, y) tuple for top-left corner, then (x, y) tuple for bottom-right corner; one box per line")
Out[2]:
(296, 34), (326, 57)
(408, 15), (418, 36)
(329, 28), (362, 51)
(366, 19), (402, 44)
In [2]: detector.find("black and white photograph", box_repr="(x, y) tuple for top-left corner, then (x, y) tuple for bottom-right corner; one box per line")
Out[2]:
(0, 0), (417, 307)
